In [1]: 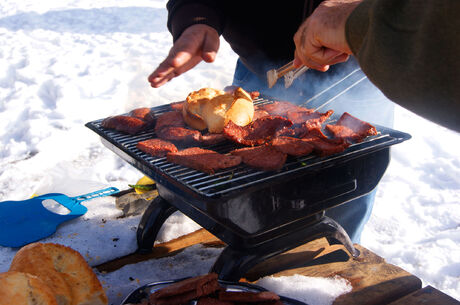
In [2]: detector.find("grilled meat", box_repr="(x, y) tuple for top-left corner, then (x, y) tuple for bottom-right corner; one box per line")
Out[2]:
(287, 109), (334, 126)
(105, 101), (379, 175)
(200, 132), (227, 146)
(260, 101), (310, 117)
(218, 291), (280, 303)
(101, 115), (147, 135)
(196, 297), (233, 305)
(231, 145), (287, 171)
(149, 273), (220, 305)
(253, 109), (270, 120)
(271, 136), (314, 157)
(326, 112), (378, 143)
(170, 101), (185, 112)
(128, 107), (156, 125)
(154, 111), (197, 144)
(249, 91), (260, 99)
(167, 147), (242, 174)
(223, 116), (293, 146)
(154, 111), (185, 133)
(301, 128), (350, 157)
(101, 107), (157, 135)
(137, 138), (178, 157)
(156, 126), (202, 145)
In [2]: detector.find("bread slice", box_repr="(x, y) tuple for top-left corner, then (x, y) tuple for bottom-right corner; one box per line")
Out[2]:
(9, 243), (108, 305)
(0, 271), (58, 305)
(183, 87), (254, 133)
(224, 97), (254, 128)
(183, 87), (224, 130)
(201, 93), (235, 133)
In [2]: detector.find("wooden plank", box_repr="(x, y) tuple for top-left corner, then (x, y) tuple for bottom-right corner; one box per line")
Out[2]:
(96, 230), (430, 304)
(389, 286), (460, 305)
(244, 238), (422, 305)
(95, 229), (223, 273)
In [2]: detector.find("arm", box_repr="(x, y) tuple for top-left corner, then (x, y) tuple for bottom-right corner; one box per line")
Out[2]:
(148, 1), (225, 87)
(346, 0), (460, 131)
(294, 0), (460, 132)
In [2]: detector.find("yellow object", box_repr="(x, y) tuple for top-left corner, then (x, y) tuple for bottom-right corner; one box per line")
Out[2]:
(133, 176), (156, 194)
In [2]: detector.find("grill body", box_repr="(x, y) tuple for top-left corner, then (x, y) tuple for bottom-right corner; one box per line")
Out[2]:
(86, 97), (410, 279)
(154, 148), (389, 249)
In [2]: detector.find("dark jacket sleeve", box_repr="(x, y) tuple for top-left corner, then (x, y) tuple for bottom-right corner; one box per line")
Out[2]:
(346, 0), (460, 132)
(166, 0), (226, 41)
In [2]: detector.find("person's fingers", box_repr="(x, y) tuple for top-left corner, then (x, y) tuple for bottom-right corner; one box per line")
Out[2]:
(294, 48), (329, 72)
(149, 54), (205, 88)
(313, 47), (341, 62)
(293, 24), (326, 70)
(155, 36), (200, 74)
(307, 60), (329, 72)
(293, 57), (303, 68)
(292, 0), (359, 72)
(148, 24), (220, 88)
(149, 72), (173, 88)
(326, 53), (350, 66)
(309, 46), (350, 66)
(172, 56), (203, 77)
(294, 32), (349, 71)
(148, 36), (202, 87)
(201, 30), (220, 63)
(148, 59), (176, 87)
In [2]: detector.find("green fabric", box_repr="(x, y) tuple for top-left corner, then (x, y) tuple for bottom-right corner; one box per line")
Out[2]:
(346, 0), (460, 132)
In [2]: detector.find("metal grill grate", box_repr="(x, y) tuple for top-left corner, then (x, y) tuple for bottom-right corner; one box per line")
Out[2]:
(86, 97), (411, 199)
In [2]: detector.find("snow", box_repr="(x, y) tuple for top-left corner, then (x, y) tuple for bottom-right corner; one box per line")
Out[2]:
(0, 1), (459, 304)
(257, 275), (352, 305)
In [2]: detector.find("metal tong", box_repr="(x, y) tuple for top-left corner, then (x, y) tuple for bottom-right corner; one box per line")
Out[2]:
(266, 60), (309, 89)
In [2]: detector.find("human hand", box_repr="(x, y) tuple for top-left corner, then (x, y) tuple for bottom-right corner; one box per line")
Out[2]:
(148, 24), (220, 88)
(293, 0), (361, 71)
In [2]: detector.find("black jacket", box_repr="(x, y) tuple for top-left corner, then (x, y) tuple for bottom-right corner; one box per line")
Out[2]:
(166, 0), (322, 77)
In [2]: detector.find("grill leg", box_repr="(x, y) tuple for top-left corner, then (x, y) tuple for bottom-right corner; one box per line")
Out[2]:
(210, 216), (359, 281)
(136, 196), (177, 254)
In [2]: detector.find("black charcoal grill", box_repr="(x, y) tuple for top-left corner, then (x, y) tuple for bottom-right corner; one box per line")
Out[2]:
(86, 95), (411, 281)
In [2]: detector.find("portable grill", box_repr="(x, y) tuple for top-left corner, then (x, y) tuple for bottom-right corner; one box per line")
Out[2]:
(86, 91), (411, 280)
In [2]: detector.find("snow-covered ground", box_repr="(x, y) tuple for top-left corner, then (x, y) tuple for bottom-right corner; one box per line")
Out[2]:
(0, 1), (459, 304)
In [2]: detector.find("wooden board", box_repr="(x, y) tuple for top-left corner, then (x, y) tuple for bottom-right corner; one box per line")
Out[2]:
(244, 238), (422, 305)
(96, 230), (457, 305)
(388, 286), (460, 305)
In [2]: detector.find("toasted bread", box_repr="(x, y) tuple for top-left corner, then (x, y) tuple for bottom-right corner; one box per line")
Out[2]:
(183, 87), (254, 133)
(0, 271), (58, 305)
(9, 243), (108, 305)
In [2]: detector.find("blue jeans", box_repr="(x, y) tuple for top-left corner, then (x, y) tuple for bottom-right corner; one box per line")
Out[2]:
(232, 58), (395, 243)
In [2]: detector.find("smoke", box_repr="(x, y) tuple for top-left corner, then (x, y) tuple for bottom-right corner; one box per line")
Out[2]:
(233, 57), (395, 128)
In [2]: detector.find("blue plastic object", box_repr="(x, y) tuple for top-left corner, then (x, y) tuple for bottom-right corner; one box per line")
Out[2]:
(0, 187), (119, 248)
